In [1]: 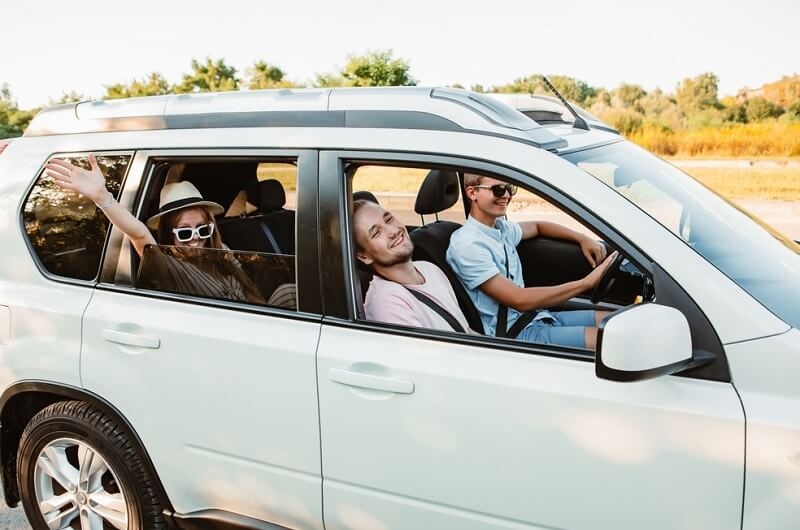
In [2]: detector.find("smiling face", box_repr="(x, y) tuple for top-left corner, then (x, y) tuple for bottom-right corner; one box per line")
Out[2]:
(171, 207), (213, 248)
(353, 201), (414, 268)
(465, 174), (514, 225)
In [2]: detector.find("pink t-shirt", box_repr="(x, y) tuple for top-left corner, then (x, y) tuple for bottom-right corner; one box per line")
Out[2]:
(364, 261), (470, 332)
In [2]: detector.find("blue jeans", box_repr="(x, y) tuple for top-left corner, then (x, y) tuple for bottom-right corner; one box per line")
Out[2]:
(514, 310), (596, 348)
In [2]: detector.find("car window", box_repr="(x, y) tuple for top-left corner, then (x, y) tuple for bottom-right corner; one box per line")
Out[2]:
(23, 153), (132, 281)
(346, 160), (651, 351)
(130, 157), (299, 311)
(138, 245), (296, 310)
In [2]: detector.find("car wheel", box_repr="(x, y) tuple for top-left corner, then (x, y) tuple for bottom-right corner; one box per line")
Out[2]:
(17, 400), (166, 530)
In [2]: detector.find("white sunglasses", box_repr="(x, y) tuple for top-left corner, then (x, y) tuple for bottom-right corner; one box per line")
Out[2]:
(172, 223), (215, 242)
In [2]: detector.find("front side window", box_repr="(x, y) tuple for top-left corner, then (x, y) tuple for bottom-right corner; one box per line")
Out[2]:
(23, 153), (131, 280)
(347, 160), (649, 353)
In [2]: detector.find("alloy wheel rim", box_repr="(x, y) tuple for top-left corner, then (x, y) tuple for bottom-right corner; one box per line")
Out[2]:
(33, 437), (129, 530)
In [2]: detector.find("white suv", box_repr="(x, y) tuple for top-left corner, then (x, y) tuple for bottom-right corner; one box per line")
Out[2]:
(0, 87), (798, 530)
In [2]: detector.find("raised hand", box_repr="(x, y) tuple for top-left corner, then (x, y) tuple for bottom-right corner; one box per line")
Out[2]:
(44, 154), (109, 204)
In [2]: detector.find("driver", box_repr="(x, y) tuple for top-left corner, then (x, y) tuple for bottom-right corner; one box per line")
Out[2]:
(446, 173), (618, 351)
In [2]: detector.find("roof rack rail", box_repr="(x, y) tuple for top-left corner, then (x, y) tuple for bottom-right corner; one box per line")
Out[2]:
(24, 87), (568, 150)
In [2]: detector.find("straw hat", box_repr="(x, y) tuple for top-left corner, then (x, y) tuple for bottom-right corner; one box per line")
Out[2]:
(146, 181), (224, 229)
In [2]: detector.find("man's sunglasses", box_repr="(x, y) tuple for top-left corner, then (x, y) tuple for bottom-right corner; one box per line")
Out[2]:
(172, 223), (215, 242)
(471, 184), (518, 197)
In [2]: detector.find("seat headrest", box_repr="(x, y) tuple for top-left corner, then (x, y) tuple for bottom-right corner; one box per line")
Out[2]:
(414, 170), (460, 215)
(259, 179), (286, 213)
(353, 190), (380, 204)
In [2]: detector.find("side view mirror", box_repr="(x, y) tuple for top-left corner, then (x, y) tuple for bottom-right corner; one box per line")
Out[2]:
(596, 303), (714, 382)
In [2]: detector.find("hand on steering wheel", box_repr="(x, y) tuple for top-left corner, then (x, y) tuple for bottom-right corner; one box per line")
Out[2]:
(590, 252), (624, 304)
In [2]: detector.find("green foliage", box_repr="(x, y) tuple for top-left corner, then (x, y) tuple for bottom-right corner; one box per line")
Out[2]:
(314, 50), (416, 88)
(602, 108), (644, 135)
(745, 96), (784, 122)
(0, 84), (37, 138)
(342, 50), (416, 87)
(175, 58), (239, 94)
(637, 89), (682, 131)
(50, 91), (90, 105)
(314, 73), (346, 88)
(105, 73), (172, 99)
(786, 102), (800, 121)
(675, 72), (720, 113)
(612, 83), (647, 110)
(246, 61), (298, 89)
(492, 75), (596, 104)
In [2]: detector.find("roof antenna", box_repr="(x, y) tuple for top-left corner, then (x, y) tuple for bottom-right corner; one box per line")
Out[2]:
(540, 75), (590, 131)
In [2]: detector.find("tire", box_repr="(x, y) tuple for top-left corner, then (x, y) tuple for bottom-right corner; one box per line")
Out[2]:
(16, 400), (166, 530)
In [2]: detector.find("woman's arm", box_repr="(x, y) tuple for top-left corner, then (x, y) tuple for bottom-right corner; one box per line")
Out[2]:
(44, 154), (156, 257)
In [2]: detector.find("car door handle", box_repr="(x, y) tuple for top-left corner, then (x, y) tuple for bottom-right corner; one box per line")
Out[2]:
(329, 368), (415, 394)
(102, 329), (160, 349)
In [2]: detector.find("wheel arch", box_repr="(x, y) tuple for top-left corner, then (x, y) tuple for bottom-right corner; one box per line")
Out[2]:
(0, 380), (175, 516)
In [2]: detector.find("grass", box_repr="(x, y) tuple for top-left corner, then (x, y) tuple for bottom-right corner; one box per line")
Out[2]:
(681, 166), (800, 200)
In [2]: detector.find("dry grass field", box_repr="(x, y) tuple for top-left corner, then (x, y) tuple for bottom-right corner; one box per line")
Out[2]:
(679, 166), (800, 200)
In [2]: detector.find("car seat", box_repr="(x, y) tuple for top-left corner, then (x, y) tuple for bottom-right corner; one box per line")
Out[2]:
(409, 170), (484, 333)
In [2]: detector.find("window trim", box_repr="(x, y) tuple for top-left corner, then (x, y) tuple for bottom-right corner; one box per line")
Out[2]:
(319, 149), (730, 382)
(99, 148), (321, 316)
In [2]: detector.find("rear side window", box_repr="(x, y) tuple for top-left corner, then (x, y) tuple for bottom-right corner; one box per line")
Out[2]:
(23, 153), (132, 281)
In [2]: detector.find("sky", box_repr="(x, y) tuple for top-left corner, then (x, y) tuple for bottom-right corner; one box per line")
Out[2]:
(3, 0), (798, 109)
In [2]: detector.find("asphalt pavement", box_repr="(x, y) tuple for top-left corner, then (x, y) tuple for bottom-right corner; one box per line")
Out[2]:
(0, 479), (30, 530)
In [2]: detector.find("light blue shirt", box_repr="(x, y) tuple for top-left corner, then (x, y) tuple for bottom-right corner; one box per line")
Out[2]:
(448, 216), (546, 336)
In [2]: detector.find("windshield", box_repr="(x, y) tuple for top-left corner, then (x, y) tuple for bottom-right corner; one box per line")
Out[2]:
(564, 140), (800, 329)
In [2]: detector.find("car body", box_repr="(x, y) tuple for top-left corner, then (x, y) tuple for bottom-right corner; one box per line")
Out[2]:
(0, 87), (798, 530)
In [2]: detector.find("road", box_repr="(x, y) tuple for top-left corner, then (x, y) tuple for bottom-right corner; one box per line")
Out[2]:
(0, 498), (29, 530)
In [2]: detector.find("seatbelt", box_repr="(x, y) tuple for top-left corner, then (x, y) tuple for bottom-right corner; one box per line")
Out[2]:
(496, 244), (536, 339)
(403, 288), (466, 334)
(372, 269), (466, 333)
(258, 222), (282, 254)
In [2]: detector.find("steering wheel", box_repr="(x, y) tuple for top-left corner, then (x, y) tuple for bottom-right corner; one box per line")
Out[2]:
(590, 252), (625, 304)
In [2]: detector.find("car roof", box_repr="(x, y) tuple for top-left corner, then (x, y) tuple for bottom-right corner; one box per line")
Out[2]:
(23, 87), (586, 150)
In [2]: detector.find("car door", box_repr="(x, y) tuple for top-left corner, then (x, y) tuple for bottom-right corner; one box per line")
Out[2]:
(315, 151), (745, 530)
(80, 150), (325, 530)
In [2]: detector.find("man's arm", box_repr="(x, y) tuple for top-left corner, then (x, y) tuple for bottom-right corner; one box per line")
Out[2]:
(480, 252), (618, 312)
(519, 220), (606, 267)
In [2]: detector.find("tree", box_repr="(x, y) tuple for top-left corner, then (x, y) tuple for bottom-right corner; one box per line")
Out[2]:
(315, 50), (417, 88)
(0, 84), (37, 138)
(675, 72), (720, 113)
(50, 91), (90, 105)
(638, 89), (683, 131)
(492, 75), (596, 104)
(175, 58), (239, 93)
(246, 61), (298, 89)
(745, 96), (783, 122)
(105, 72), (172, 99)
(612, 83), (647, 110)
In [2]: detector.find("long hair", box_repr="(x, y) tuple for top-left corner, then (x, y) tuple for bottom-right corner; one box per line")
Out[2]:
(153, 205), (265, 304)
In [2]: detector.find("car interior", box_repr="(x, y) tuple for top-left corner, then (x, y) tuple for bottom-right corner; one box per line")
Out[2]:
(134, 158), (299, 308)
(351, 166), (654, 337)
